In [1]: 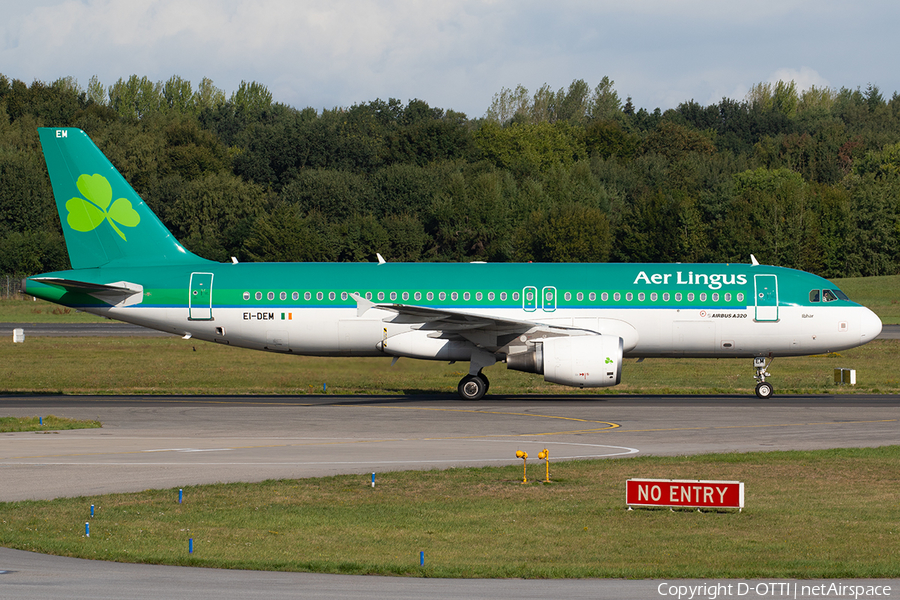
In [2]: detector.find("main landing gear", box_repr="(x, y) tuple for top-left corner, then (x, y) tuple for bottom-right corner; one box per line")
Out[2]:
(457, 349), (496, 400)
(458, 372), (490, 400)
(754, 356), (774, 399)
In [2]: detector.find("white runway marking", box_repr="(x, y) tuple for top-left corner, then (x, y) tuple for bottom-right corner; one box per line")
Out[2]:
(1, 440), (639, 466)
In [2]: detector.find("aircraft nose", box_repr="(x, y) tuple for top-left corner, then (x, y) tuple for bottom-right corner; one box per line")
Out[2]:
(859, 307), (883, 342)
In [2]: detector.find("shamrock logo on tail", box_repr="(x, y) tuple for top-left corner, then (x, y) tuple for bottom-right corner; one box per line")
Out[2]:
(66, 174), (140, 241)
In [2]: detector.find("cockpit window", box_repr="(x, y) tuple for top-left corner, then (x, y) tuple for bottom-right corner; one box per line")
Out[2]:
(822, 289), (838, 302)
(809, 290), (820, 303)
(833, 289), (849, 301)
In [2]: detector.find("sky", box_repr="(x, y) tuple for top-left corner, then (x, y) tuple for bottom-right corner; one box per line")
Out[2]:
(3, 0), (900, 118)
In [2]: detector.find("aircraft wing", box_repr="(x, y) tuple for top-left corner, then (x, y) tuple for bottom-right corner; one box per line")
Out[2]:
(352, 292), (564, 329)
(349, 293), (626, 353)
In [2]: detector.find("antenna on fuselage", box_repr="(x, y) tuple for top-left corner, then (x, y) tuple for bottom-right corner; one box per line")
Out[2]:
(750, 254), (760, 266)
(376, 253), (386, 264)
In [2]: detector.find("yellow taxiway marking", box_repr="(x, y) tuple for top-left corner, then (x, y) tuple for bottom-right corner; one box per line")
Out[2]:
(620, 418), (897, 433)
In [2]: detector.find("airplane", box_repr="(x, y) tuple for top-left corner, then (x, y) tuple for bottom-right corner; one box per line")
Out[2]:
(23, 127), (883, 400)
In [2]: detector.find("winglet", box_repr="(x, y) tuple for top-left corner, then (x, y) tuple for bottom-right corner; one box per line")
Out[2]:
(350, 292), (377, 317)
(750, 254), (760, 266)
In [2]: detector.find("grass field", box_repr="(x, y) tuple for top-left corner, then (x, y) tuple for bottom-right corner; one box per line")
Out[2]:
(1, 336), (898, 396)
(1, 446), (897, 578)
(0, 415), (101, 432)
(0, 297), (107, 323)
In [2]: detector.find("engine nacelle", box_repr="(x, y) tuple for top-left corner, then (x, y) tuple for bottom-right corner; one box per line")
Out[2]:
(507, 335), (623, 388)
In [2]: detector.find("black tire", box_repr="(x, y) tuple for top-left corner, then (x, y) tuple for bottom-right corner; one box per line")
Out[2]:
(481, 373), (490, 394)
(755, 382), (774, 399)
(458, 374), (487, 400)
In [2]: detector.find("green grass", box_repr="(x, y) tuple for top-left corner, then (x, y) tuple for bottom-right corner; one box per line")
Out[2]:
(1, 336), (898, 396)
(0, 415), (101, 432)
(0, 297), (107, 323)
(835, 274), (900, 324)
(1, 446), (898, 578)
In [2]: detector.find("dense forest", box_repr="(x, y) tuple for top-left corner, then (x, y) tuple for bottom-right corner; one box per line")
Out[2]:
(1, 74), (899, 288)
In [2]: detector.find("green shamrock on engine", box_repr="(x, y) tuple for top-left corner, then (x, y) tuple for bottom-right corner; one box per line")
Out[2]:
(66, 174), (140, 241)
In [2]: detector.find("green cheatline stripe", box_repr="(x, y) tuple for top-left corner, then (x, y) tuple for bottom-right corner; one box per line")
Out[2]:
(140, 287), (749, 310)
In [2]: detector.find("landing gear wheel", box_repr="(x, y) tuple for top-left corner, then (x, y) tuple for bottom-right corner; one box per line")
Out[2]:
(458, 374), (487, 400)
(755, 382), (774, 399)
(481, 373), (490, 394)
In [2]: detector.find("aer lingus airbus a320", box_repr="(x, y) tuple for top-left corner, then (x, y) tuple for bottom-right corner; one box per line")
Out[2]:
(24, 128), (883, 399)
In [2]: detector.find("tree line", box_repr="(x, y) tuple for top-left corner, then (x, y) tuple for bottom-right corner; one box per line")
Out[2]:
(1, 73), (899, 289)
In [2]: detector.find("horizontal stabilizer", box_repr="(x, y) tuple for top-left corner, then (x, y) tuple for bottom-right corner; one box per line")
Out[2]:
(31, 277), (144, 307)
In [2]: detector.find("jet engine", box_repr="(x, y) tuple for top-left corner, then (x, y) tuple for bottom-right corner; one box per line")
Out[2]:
(506, 335), (623, 388)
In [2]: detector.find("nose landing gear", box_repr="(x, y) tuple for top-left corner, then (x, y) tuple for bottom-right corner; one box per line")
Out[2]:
(754, 356), (774, 398)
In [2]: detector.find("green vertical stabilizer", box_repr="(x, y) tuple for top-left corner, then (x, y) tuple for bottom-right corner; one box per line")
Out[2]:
(38, 127), (213, 270)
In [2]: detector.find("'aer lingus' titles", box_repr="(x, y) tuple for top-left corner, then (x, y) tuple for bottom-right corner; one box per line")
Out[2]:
(632, 271), (748, 290)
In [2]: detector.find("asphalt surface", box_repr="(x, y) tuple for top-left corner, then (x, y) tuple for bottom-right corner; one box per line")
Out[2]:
(1, 394), (899, 502)
(1, 548), (893, 600)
